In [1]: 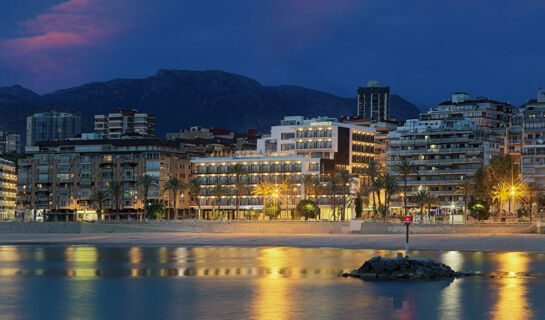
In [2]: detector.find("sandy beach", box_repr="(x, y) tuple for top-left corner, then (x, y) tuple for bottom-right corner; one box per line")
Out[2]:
(1, 233), (545, 251)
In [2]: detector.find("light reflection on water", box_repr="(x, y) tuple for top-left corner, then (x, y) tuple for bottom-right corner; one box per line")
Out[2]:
(0, 246), (544, 320)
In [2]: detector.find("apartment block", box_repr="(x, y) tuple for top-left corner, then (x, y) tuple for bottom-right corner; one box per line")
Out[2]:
(387, 115), (501, 215)
(0, 128), (21, 154)
(94, 109), (155, 139)
(18, 138), (190, 221)
(0, 158), (17, 220)
(429, 92), (515, 135)
(521, 89), (545, 185)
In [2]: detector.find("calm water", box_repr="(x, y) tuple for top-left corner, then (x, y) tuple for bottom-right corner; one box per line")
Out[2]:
(1, 246), (544, 320)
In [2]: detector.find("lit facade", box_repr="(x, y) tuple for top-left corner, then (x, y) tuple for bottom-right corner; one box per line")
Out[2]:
(387, 116), (501, 213)
(18, 139), (190, 220)
(191, 153), (352, 219)
(256, 116), (377, 175)
(0, 158), (17, 220)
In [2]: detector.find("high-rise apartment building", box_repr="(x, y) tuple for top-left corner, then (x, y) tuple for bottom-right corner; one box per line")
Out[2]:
(94, 109), (155, 139)
(0, 128), (21, 154)
(429, 92), (515, 135)
(18, 138), (190, 221)
(357, 81), (390, 121)
(521, 89), (545, 185)
(0, 158), (17, 220)
(26, 111), (81, 146)
(387, 114), (501, 219)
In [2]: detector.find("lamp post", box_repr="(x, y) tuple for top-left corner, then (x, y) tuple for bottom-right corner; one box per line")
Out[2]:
(404, 216), (412, 257)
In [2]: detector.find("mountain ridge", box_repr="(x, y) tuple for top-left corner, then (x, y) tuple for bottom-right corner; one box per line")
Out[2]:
(0, 69), (420, 140)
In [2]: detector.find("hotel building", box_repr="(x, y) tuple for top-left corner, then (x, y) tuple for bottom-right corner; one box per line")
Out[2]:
(256, 116), (377, 175)
(94, 109), (156, 139)
(191, 154), (321, 219)
(387, 114), (501, 216)
(18, 138), (190, 221)
(0, 158), (17, 220)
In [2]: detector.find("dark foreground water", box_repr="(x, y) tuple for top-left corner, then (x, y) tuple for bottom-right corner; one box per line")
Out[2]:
(0, 246), (544, 320)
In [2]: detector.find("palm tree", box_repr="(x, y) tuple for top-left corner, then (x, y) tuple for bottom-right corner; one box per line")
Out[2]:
(302, 174), (317, 200)
(252, 181), (274, 214)
(164, 177), (187, 220)
(109, 181), (123, 215)
(309, 178), (323, 219)
(188, 178), (202, 219)
(492, 182), (510, 219)
(90, 190), (109, 221)
(277, 178), (290, 219)
(363, 160), (381, 219)
(372, 174), (385, 220)
(211, 182), (227, 218)
(348, 182), (370, 219)
(382, 172), (399, 222)
(414, 190), (430, 222)
(455, 178), (472, 224)
(137, 174), (159, 219)
(327, 175), (342, 220)
(397, 159), (416, 216)
(229, 164), (247, 220)
(336, 170), (356, 221)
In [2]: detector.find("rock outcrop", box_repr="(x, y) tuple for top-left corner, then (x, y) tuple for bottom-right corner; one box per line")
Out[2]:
(343, 253), (474, 280)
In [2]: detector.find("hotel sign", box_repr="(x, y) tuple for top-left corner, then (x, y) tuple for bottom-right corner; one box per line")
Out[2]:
(310, 121), (332, 126)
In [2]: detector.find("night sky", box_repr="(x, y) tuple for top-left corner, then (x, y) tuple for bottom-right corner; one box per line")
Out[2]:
(1, 0), (545, 107)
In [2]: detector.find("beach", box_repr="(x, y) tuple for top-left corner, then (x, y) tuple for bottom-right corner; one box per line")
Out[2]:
(2, 233), (545, 251)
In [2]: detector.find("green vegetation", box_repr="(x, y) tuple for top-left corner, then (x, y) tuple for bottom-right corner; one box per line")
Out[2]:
(146, 202), (166, 220)
(296, 199), (318, 220)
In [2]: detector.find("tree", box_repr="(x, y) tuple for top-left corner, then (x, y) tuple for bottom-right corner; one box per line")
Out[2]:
(397, 159), (416, 216)
(363, 160), (381, 219)
(327, 175), (342, 220)
(492, 182), (510, 218)
(90, 190), (109, 221)
(146, 202), (165, 220)
(372, 174), (385, 220)
(229, 164), (247, 220)
(137, 174), (159, 219)
(109, 181), (123, 213)
(520, 182), (540, 222)
(456, 178), (472, 224)
(336, 170), (356, 221)
(211, 182), (227, 218)
(381, 172), (399, 222)
(188, 178), (202, 219)
(295, 199), (318, 220)
(164, 177), (187, 220)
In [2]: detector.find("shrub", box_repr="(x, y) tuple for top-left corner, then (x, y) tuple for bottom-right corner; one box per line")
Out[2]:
(296, 199), (318, 220)
(264, 205), (280, 219)
(468, 199), (490, 221)
(146, 203), (165, 220)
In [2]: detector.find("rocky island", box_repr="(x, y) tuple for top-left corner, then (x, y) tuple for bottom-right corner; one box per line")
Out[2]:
(343, 253), (474, 280)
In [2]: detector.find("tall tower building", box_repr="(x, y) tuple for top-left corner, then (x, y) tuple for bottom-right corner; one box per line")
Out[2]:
(26, 111), (81, 146)
(94, 109), (155, 139)
(357, 81), (390, 121)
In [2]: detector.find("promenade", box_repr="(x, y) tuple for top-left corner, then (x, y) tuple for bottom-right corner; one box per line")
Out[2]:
(2, 233), (545, 252)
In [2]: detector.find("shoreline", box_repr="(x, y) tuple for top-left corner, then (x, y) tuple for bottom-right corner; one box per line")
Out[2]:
(2, 233), (545, 252)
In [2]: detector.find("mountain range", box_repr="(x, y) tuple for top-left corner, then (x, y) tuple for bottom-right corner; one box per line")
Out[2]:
(0, 69), (420, 140)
